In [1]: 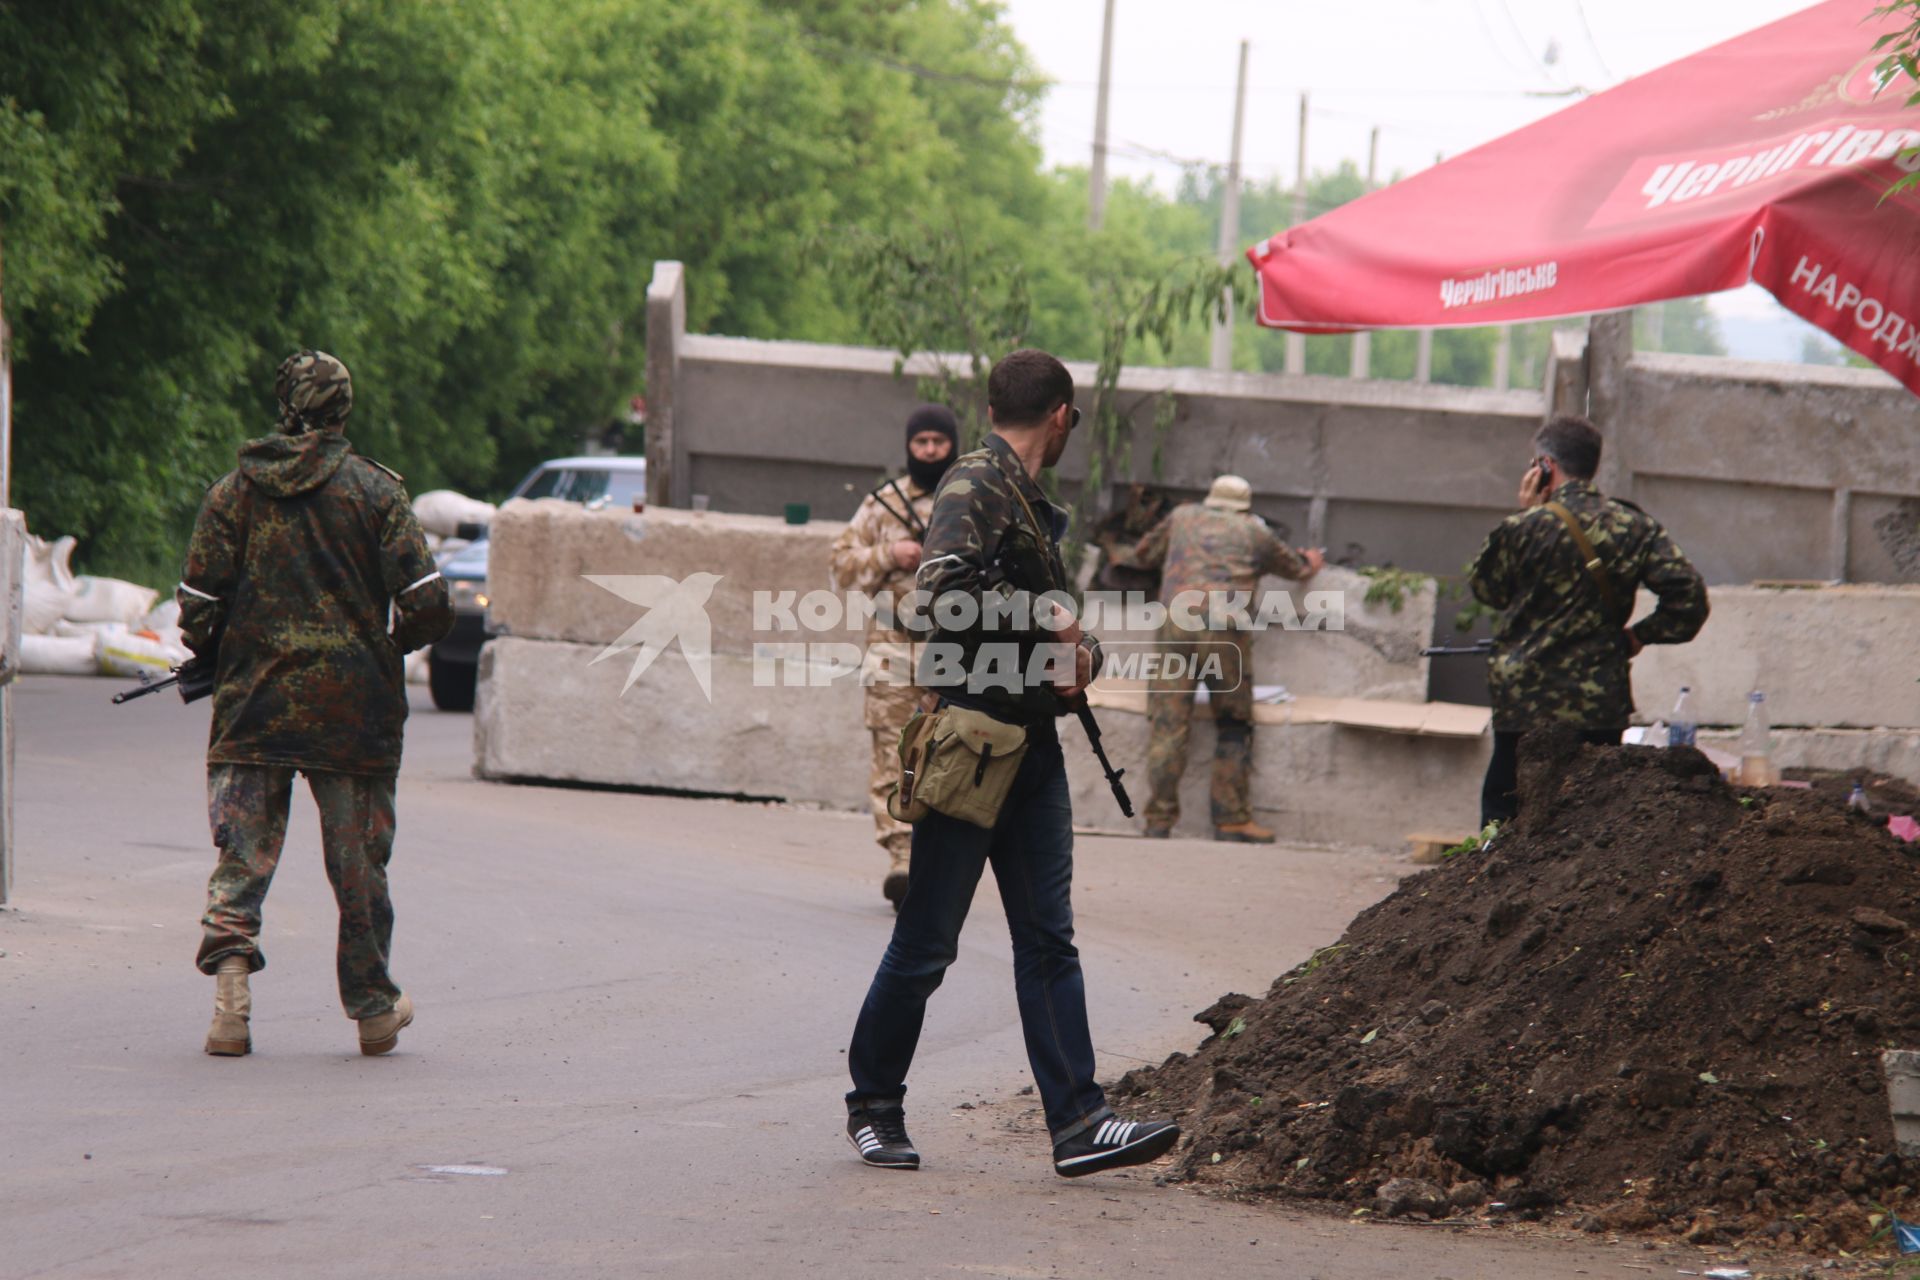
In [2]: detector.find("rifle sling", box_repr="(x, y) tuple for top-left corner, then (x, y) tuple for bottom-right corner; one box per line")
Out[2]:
(1542, 499), (1621, 620)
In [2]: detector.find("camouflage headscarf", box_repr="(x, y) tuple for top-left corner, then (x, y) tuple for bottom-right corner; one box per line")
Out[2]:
(275, 349), (353, 434)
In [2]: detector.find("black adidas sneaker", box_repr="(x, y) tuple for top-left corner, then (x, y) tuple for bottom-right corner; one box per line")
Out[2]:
(1052, 1115), (1179, 1178)
(847, 1101), (920, 1170)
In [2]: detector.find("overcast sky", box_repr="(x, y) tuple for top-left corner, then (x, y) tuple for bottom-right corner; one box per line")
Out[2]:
(996, 0), (1840, 355)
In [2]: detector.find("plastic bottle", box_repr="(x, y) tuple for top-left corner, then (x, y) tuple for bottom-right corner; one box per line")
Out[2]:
(1739, 690), (1772, 786)
(1667, 686), (1697, 749)
(1848, 782), (1870, 814)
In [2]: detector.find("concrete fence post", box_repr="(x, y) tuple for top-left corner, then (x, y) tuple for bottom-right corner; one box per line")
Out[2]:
(1830, 488), (1853, 583)
(645, 261), (686, 510)
(1544, 327), (1589, 421)
(1586, 312), (1635, 500)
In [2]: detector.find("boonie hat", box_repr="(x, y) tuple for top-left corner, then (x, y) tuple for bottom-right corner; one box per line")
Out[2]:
(1204, 475), (1253, 512)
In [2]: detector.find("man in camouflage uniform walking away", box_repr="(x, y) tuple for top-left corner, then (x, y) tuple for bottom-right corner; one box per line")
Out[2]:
(1468, 414), (1708, 826)
(828, 405), (956, 909)
(1127, 475), (1324, 843)
(179, 350), (453, 1057)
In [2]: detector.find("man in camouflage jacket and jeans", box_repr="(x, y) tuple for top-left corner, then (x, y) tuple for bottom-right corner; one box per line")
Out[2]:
(843, 349), (1180, 1180)
(1469, 414), (1708, 825)
(179, 350), (452, 1057)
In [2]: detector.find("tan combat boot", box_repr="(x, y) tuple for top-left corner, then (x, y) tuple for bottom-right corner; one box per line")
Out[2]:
(205, 955), (252, 1056)
(357, 992), (414, 1056)
(1213, 820), (1276, 845)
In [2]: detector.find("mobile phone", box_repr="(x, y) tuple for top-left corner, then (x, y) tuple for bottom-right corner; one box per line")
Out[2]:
(1533, 456), (1554, 489)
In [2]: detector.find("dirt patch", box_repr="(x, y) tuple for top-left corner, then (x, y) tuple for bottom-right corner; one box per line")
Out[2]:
(1781, 765), (1920, 820)
(1114, 731), (1920, 1253)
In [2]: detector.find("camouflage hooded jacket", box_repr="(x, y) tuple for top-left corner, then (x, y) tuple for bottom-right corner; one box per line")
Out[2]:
(1468, 478), (1708, 733)
(178, 430), (453, 775)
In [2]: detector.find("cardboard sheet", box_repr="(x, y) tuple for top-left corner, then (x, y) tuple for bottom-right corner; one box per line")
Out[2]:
(1086, 682), (1490, 739)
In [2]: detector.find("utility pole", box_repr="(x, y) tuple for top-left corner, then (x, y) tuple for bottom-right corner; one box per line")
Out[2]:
(0, 242), (13, 905)
(1285, 91), (1309, 375)
(1349, 126), (1380, 380)
(1089, 0), (1117, 230)
(1209, 40), (1249, 373)
(1413, 151), (1441, 383)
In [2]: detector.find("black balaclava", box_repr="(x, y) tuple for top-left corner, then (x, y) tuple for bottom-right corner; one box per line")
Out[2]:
(905, 404), (959, 492)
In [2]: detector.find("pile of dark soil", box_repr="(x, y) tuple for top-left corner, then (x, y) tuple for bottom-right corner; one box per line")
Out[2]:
(1114, 733), (1920, 1251)
(1782, 765), (1920, 819)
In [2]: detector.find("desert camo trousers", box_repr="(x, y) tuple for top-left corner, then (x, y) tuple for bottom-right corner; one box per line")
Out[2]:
(866, 680), (920, 872)
(195, 763), (402, 1020)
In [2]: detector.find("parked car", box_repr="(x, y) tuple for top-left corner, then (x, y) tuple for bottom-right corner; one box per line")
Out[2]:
(428, 455), (648, 711)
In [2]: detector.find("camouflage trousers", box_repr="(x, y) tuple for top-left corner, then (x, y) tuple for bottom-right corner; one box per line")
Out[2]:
(866, 679), (920, 872)
(1145, 626), (1256, 829)
(196, 763), (403, 1020)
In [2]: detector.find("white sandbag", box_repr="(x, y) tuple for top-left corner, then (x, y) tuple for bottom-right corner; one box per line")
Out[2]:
(413, 490), (497, 538)
(66, 575), (160, 626)
(54, 618), (129, 640)
(22, 632), (101, 676)
(98, 629), (186, 678)
(23, 534), (78, 635)
(141, 599), (182, 631)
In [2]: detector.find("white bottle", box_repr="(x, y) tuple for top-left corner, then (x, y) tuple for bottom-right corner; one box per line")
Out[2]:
(1739, 690), (1772, 786)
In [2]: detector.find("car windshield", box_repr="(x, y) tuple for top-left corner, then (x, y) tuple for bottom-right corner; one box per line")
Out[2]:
(517, 467), (567, 501)
(571, 468), (646, 508)
(605, 470), (646, 506)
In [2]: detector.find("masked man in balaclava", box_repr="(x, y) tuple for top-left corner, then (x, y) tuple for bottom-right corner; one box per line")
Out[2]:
(829, 404), (958, 909)
(179, 350), (453, 1058)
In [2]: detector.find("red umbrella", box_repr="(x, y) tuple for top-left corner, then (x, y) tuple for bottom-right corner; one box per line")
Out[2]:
(1250, 0), (1920, 394)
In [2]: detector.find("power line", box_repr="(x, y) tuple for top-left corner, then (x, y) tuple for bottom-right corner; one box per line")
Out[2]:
(1469, 0), (1549, 83)
(1569, 0), (1617, 83)
(1492, 0), (1557, 81)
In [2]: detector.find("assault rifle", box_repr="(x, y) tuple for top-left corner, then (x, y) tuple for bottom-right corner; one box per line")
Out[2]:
(1067, 693), (1134, 819)
(1420, 638), (1494, 658)
(870, 479), (928, 541)
(112, 656), (216, 705)
(983, 502), (1134, 819)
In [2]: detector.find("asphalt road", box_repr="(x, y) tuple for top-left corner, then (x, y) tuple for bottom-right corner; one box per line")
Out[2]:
(3, 675), (1701, 1279)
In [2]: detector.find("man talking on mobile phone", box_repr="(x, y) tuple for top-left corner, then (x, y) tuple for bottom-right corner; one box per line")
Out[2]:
(1467, 415), (1708, 826)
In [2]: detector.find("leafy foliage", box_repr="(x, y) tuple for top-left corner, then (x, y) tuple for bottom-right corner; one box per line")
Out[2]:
(1356, 566), (1432, 613)
(1, 0), (1053, 581)
(1876, 1), (1920, 198)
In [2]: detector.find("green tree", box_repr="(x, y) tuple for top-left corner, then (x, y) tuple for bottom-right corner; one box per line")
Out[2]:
(1, 0), (1055, 581)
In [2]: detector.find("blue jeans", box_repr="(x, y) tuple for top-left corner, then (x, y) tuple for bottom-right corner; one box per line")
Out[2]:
(846, 728), (1110, 1141)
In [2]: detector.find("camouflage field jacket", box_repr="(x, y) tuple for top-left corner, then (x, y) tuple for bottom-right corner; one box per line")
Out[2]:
(1469, 479), (1708, 733)
(179, 429), (453, 776)
(914, 433), (1079, 726)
